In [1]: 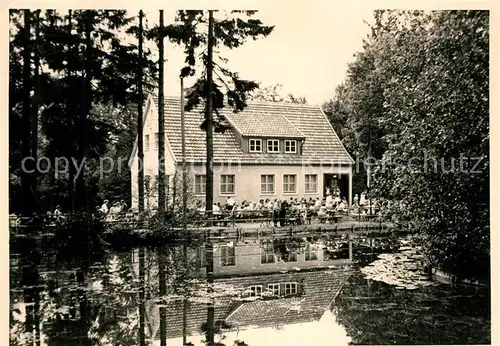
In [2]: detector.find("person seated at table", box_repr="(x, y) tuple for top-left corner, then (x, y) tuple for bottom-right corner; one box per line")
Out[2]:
(213, 202), (221, 217)
(318, 205), (328, 220)
(272, 200), (280, 227)
(359, 191), (367, 206)
(314, 197), (322, 210)
(100, 200), (109, 214)
(45, 211), (56, 226)
(197, 201), (206, 213)
(337, 199), (346, 212)
(225, 196), (236, 211)
(53, 205), (62, 217)
(353, 194), (359, 207)
(125, 207), (135, 220)
(325, 194), (334, 209)
(334, 194), (341, 204)
(109, 202), (121, 214)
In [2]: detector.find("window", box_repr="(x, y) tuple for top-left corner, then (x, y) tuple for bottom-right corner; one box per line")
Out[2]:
(268, 283), (280, 296)
(249, 285), (263, 297)
(305, 174), (318, 193)
(194, 175), (206, 195)
(305, 244), (318, 261)
(283, 252), (297, 262)
(154, 133), (159, 150)
(249, 139), (262, 152)
(285, 140), (297, 153)
(145, 134), (150, 151)
(220, 244), (235, 266)
(220, 175), (235, 195)
(261, 175), (275, 195)
(267, 139), (280, 153)
(261, 242), (275, 264)
(283, 174), (297, 193)
(284, 282), (298, 295)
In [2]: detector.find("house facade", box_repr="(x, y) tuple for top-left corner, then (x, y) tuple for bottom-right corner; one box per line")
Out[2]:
(130, 94), (355, 210)
(128, 235), (353, 342)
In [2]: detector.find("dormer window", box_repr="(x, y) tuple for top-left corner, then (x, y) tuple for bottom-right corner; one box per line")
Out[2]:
(285, 140), (297, 153)
(267, 139), (279, 153)
(249, 139), (262, 152)
(284, 282), (298, 295)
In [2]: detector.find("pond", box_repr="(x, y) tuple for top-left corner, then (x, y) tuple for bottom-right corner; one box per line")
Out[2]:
(10, 229), (490, 345)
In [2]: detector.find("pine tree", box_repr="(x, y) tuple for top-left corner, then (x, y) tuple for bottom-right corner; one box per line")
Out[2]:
(9, 10), (158, 212)
(152, 10), (274, 218)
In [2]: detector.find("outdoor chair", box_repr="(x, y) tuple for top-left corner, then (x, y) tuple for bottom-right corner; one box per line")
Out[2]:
(259, 210), (273, 228)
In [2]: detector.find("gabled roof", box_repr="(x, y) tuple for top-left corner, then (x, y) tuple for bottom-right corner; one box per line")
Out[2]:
(160, 267), (352, 340)
(148, 94), (354, 165)
(224, 111), (305, 139)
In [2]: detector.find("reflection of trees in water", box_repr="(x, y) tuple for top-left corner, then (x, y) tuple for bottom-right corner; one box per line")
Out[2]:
(13, 232), (400, 345)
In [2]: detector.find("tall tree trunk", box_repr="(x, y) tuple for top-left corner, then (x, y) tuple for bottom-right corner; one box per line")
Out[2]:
(21, 9), (32, 216)
(76, 269), (90, 331)
(182, 242), (188, 345)
(34, 283), (41, 346)
(181, 77), (187, 232)
(139, 247), (146, 346)
(21, 237), (39, 345)
(157, 10), (166, 213)
(158, 248), (167, 346)
(204, 12), (216, 342)
(31, 9), (41, 213)
(77, 10), (93, 212)
(137, 10), (145, 213)
(67, 10), (74, 213)
(205, 237), (215, 345)
(205, 10), (214, 219)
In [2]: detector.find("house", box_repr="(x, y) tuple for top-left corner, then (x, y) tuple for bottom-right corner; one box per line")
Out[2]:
(128, 234), (353, 342)
(159, 267), (353, 342)
(212, 237), (351, 276)
(130, 94), (355, 210)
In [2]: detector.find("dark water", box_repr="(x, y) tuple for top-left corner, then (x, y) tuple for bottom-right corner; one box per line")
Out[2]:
(10, 230), (490, 345)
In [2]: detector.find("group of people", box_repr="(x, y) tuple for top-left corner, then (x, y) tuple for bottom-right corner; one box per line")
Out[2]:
(98, 200), (129, 214)
(98, 200), (134, 221)
(194, 193), (357, 226)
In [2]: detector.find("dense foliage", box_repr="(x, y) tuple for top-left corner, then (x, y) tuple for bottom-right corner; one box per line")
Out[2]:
(248, 83), (307, 104)
(326, 10), (489, 280)
(9, 10), (157, 214)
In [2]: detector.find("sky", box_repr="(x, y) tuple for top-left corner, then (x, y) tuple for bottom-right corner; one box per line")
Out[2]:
(155, 308), (351, 346)
(142, 4), (375, 105)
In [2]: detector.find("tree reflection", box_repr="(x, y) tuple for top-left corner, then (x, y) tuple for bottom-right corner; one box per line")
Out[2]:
(13, 229), (487, 346)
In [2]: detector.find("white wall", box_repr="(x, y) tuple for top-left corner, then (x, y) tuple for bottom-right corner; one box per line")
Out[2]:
(131, 97), (354, 210)
(188, 163), (352, 205)
(131, 96), (177, 210)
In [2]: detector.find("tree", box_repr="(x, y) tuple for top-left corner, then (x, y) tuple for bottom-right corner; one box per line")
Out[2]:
(151, 10), (274, 221)
(9, 10), (158, 213)
(21, 10), (32, 216)
(248, 83), (307, 104)
(335, 10), (489, 280)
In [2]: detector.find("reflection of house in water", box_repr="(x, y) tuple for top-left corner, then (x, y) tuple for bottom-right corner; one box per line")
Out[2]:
(157, 235), (353, 342)
(213, 236), (351, 276)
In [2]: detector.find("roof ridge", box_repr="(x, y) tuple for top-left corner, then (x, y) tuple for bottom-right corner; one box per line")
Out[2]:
(140, 92), (354, 165)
